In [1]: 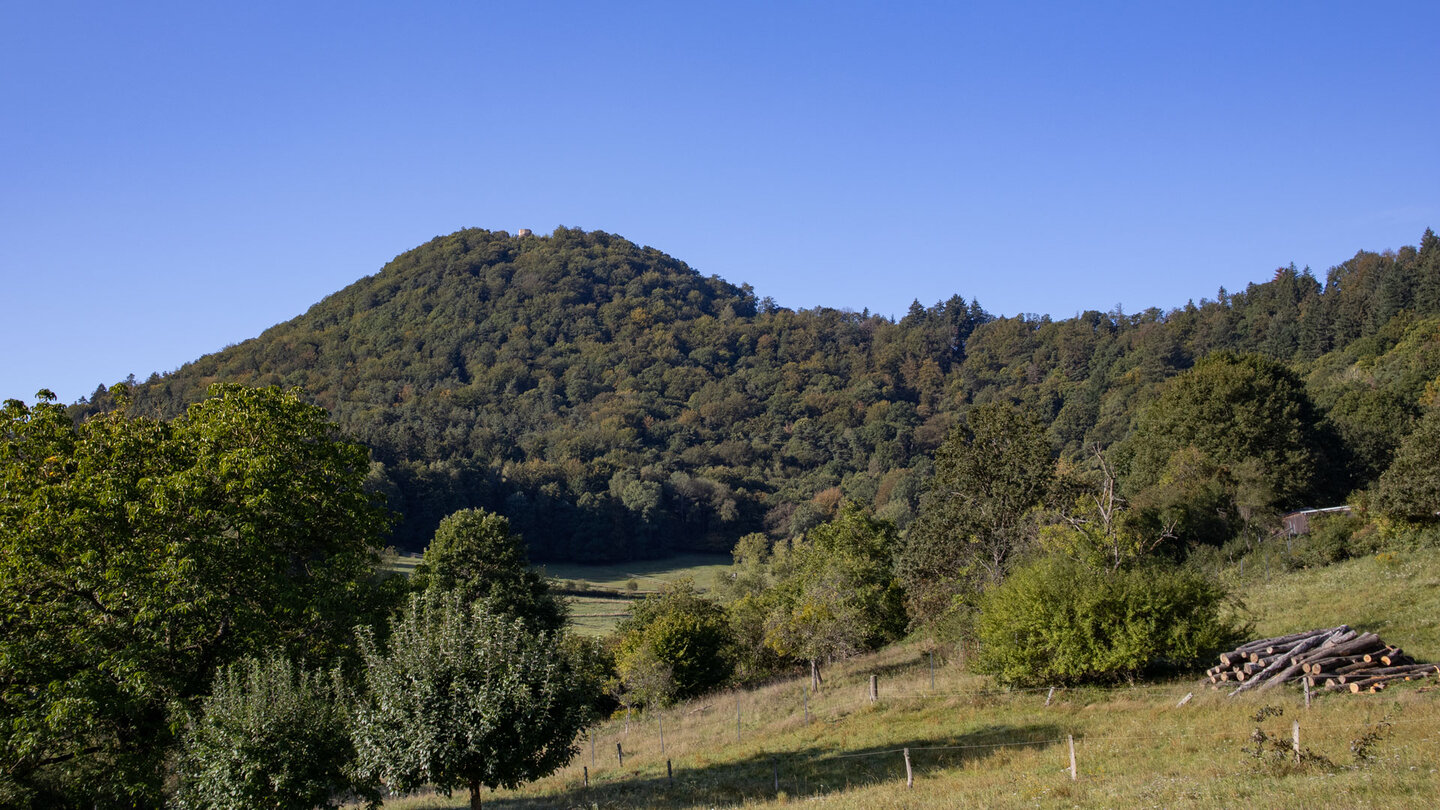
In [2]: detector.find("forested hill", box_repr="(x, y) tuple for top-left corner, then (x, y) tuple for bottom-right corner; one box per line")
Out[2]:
(79, 226), (1440, 561)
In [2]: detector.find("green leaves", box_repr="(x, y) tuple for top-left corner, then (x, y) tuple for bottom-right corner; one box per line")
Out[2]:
(174, 656), (363, 810)
(613, 580), (734, 705)
(1124, 352), (1330, 511)
(352, 591), (592, 803)
(1373, 406), (1440, 522)
(899, 402), (1056, 621)
(975, 556), (1244, 687)
(0, 384), (393, 805)
(413, 508), (565, 634)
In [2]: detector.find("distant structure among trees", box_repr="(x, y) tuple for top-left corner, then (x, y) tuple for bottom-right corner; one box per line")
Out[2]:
(1282, 506), (1354, 536)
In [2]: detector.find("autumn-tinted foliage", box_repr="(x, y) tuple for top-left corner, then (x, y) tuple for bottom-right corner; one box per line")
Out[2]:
(70, 226), (1440, 563)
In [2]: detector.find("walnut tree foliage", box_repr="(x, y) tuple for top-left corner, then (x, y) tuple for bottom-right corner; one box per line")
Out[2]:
(0, 384), (394, 807)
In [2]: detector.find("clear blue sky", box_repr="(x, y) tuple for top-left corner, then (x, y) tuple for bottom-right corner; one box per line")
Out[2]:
(3, 2), (1437, 404)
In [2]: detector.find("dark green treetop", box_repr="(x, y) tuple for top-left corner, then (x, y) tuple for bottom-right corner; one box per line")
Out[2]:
(411, 507), (565, 634)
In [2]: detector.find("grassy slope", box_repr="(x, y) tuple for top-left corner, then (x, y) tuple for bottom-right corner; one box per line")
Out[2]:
(1234, 548), (1440, 660)
(373, 546), (1440, 809)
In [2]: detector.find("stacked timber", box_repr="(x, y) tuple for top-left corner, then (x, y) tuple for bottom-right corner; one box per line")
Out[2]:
(1204, 626), (1439, 695)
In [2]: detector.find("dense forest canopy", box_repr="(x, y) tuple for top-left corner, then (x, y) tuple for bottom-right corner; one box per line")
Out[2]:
(73, 226), (1440, 561)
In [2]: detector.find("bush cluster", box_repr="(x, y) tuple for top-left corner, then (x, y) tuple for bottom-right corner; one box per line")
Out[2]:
(974, 556), (1245, 687)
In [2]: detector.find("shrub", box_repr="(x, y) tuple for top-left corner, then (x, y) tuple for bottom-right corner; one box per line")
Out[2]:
(975, 555), (1245, 687)
(174, 655), (365, 810)
(614, 580), (734, 705)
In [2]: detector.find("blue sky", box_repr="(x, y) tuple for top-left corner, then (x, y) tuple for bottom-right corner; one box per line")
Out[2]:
(3, 2), (1437, 404)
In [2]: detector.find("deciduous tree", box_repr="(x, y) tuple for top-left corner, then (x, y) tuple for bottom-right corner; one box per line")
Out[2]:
(174, 655), (365, 810)
(352, 591), (591, 810)
(0, 384), (392, 806)
(898, 402), (1055, 622)
(612, 580), (734, 705)
(1372, 406), (1440, 523)
(411, 507), (565, 633)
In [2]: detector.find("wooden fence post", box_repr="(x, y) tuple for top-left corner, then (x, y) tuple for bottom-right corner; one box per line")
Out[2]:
(583, 765), (588, 788)
(659, 713), (665, 755)
(667, 759), (673, 782)
(904, 747), (913, 789)
(1068, 735), (1077, 780)
(616, 742), (623, 767)
(869, 674), (878, 703)
(1046, 686), (1055, 707)
(773, 757), (779, 792)
(1293, 719), (1301, 763)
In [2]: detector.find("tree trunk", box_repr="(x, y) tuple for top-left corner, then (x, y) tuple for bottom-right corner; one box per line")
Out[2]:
(810, 659), (823, 692)
(471, 779), (482, 810)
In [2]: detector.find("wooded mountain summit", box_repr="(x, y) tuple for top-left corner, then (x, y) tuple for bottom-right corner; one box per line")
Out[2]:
(74, 226), (1440, 561)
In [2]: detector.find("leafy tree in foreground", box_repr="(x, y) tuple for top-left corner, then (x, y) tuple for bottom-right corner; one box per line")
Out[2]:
(174, 655), (367, 810)
(760, 503), (907, 689)
(0, 384), (393, 807)
(411, 507), (566, 633)
(353, 591), (592, 810)
(899, 402), (1055, 623)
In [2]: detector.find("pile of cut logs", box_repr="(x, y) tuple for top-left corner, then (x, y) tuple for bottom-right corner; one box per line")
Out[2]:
(1205, 626), (1438, 695)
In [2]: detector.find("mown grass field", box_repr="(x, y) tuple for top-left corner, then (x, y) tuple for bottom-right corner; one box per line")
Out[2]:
(541, 553), (732, 594)
(382, 552), (731, 637)
(367, 545), (1440, 808)
(550, 554), (729, 637)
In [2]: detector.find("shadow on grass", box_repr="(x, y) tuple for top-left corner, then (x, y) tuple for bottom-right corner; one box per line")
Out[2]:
(459, 722), (1067, 809)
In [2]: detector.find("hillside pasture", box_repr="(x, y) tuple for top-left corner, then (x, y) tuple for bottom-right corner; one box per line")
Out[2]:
(365, 546), (1440, 809)
(542, 553), (731, 595)
(383, 552), (732, 637)
(548, 553), (731, 637)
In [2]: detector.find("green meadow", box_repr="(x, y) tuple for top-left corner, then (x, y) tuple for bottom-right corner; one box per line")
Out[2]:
(367, 544), (1440, 809)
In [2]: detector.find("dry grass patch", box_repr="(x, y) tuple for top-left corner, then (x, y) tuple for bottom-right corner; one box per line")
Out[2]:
(365, 548), (1440, 808)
